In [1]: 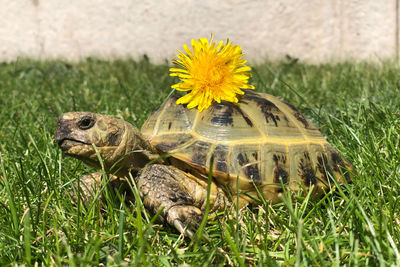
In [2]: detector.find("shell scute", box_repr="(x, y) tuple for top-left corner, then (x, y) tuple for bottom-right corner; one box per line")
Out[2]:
(324, 144), (353, 183)
(240, 93), (304, 138)
(243, 93), (282, 127)
(152, 133), (193, 152)
(259, 144), (290, 186)
(298, 152), (317, 187)
(282, 100), (311, 129)
(141, 96), (197, 137)
(288, 144), (317, 190)
(229, 144), (262, 185)
(212, 144), (229, 174)
(195, 102), (261, 141)
(272, 153), (290, 185)
(170, 140), (213, 171)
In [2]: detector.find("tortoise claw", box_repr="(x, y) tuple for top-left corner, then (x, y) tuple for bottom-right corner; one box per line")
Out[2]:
(173, 219), (212, 242)
(173, 219), (195, 239)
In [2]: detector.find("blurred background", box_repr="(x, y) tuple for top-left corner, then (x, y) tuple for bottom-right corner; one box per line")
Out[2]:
(1, 0), (398, 64)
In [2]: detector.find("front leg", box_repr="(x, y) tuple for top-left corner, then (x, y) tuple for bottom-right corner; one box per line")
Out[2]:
(71, 172), (103, 205)
(71, 172), (134, 206)
(137, 164), (230, 237)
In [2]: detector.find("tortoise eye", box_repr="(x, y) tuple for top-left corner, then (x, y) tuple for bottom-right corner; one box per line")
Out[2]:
(78, 116), (94, 130)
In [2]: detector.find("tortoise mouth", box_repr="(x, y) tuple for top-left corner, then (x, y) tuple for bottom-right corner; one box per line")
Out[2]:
(57, 138), (91, 152)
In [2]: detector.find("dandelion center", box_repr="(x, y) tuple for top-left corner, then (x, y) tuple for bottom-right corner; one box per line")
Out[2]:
(194, 58), (229, 88)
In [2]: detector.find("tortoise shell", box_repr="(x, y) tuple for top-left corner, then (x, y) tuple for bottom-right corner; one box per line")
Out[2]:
(141, 91), (352, 203)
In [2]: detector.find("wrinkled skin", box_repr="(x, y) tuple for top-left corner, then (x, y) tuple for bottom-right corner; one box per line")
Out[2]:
(55, 112), (229, 237)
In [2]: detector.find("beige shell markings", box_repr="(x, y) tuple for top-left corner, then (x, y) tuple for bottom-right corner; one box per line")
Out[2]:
(141, 91), (352, 204)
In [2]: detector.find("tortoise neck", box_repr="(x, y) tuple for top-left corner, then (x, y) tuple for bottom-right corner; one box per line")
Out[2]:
(116, 124), (160, 176)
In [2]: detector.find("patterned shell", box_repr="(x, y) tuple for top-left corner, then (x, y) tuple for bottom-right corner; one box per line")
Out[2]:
(141, 91), (352, 203)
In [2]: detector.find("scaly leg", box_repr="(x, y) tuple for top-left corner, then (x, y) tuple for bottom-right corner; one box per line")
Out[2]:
(136, 164), (230, 237)
(71, 172), (134, 206)
(71, 172), (103, 205)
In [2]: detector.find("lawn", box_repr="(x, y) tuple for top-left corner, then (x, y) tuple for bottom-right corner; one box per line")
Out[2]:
(0, 57), (399, 265)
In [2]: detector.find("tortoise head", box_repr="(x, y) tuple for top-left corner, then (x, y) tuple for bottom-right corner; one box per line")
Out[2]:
(55, 112), (155, 174)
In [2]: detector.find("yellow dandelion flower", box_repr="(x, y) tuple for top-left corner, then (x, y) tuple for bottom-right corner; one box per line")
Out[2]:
(170, 36), (255, 111)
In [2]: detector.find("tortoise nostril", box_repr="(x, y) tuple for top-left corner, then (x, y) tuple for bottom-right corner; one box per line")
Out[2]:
(57, 116), (63, 125)
(55, 116), (70, 143)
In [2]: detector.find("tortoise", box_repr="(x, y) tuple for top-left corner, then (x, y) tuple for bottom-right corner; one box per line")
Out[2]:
(55, 90), (353, 237)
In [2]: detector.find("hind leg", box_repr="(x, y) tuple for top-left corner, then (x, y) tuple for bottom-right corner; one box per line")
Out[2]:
(136, 164), (230, 237)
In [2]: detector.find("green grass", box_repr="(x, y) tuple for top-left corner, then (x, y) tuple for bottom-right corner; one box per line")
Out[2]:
(0, 57), (399, 266)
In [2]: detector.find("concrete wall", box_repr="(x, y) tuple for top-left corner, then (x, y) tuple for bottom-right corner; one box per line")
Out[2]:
(0, 0), (398, 63)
